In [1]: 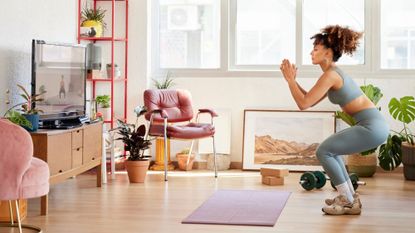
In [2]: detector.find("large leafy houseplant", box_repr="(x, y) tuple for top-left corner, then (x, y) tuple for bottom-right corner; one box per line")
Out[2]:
(388, 96), (415, 145)
(385, 96), (415, 179)
(116, 106), (152, 161)
(116, 106), (152, 183)
(378, 134), (403, 171)
(335, 84), (383, 155)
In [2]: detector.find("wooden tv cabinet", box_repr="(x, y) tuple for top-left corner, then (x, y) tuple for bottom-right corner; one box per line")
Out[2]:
(30, 122), (103, 215)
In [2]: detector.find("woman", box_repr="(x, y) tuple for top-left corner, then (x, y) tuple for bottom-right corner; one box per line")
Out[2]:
(280, 25), (389, 215)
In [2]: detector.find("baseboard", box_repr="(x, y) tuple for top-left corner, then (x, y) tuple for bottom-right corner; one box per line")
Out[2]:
(376, 166), (403, 173)
(148, 161), (402, 173)
(230, 162), (242, 169)
(192, 161), (242, 169)
(165, 161), (207, 170)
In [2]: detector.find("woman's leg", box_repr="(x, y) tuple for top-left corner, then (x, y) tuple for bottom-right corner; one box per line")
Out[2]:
(333, 156), (355, 194)
(316, 125), (381, 202)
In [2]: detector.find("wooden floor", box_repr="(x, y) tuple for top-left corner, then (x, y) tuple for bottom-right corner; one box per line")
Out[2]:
(2, 170), (415, 233)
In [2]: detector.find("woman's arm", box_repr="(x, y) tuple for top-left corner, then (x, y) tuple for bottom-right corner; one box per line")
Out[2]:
(297, 82), (327, 107)
(280, 60), (334, 110)
(311, 93), (328, 107)
(296, 82), (308, 95)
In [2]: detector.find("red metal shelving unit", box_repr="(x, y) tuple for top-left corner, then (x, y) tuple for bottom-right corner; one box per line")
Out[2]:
(77, 0), (128, 128)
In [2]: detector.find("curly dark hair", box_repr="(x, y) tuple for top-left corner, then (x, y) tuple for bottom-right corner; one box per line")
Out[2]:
(311, 25), (363, 62)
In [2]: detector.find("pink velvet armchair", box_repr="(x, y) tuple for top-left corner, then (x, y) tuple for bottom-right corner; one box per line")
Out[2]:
(144, 89), (218, 181)
(0, 119), (49, 233)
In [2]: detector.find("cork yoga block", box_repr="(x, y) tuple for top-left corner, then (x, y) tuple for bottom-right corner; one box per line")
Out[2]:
(260, 168), (289, 177)
(262, 176), (285, 186)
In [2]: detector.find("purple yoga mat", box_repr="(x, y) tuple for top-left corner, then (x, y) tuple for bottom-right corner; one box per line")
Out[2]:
(182, 190), (291, 227)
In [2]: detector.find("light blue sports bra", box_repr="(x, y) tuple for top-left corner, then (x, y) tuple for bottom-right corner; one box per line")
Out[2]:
(327, 67), (363, 107)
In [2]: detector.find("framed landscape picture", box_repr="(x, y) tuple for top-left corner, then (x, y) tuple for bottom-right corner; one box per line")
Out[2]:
(242, 110), (336, 171)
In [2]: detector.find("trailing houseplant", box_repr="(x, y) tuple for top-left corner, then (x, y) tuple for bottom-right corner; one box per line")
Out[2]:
(116, 106), (152, 182)
(387, 96), (415, 180)
(335, 84), (384, 177)
(4, 84), (45, 131)
(81, 5), (106, 37)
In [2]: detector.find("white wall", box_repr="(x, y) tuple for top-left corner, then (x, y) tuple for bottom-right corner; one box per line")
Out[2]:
(0, 0), (77, 115)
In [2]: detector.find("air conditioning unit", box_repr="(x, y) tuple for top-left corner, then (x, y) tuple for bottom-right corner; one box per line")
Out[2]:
(167, 5), (200, 31)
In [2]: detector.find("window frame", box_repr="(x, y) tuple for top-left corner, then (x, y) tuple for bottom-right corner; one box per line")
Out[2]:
(150, 0), (415, 79)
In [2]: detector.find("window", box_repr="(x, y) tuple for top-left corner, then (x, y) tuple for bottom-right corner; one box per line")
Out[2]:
(302, 0), (365, 65)
(157, 0), (220, 69)
(152, 0), (414, 76)
(233, 0), (296, 66)
(381, 0), (415, 69)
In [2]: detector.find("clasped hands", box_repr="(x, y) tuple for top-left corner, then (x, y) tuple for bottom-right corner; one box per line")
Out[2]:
(280, 59), (297, 83)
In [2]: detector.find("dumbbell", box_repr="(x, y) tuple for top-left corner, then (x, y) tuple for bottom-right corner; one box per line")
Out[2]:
(330, 173), (366, 191)
(300, 171), (367, 191)
(299, 171), (327, 191)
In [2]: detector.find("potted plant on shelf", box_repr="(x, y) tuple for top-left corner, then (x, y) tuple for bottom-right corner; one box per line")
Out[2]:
(4, 84), (45, 131)
(81, 5), (106, 37)
(387, 96), (415, 180)
(116, 106), (152, 183)
(106, 63), (121, 79)
(95, 95), (111, 121)
(335, 84), (383, 177)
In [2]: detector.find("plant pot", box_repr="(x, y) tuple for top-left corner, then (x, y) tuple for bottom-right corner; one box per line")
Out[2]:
(81, 20), (103, 37)
(176, 153), (195, 171)
(106, 65), (121, 79)
(207, 154), (231, 171)
(97, 107), (111, 121)
(125, 160), (150, 183)
(402, 142), (415, 180)
(345, 153), (377, 177)
(22, 114), (39, 132)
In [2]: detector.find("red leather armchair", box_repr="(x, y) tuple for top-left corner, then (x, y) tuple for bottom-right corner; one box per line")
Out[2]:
(144, 89), (218, 181)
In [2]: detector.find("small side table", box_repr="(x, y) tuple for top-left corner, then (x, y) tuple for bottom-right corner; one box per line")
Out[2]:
(150, 138), (175, 171)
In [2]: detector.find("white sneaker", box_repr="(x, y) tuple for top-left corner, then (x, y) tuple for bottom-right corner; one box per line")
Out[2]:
(325, 193), (362, 208)
(322, 195), (362, 215)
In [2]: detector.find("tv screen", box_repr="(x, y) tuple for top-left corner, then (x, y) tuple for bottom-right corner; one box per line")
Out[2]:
(32, 40), (86, 122)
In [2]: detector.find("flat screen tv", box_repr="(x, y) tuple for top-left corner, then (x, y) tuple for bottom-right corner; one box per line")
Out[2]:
(31, 39), (87, 128)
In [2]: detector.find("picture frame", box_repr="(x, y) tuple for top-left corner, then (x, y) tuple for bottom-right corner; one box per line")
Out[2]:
(242, 110), (336, 171)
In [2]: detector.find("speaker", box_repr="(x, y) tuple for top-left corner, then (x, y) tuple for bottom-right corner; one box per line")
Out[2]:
(86, 43), (102, 70)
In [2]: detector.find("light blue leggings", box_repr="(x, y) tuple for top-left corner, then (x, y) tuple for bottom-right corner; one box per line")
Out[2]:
(316, 108), (389, 186)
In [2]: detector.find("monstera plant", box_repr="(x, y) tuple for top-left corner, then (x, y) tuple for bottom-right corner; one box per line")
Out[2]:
(386, 96), (415, 180)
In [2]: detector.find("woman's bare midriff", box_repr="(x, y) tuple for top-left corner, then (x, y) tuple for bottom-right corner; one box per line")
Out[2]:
(341, 95), (376, 116)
